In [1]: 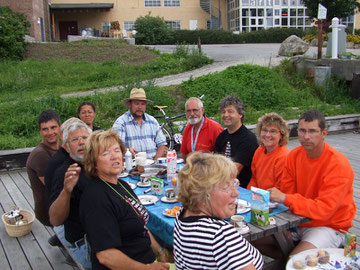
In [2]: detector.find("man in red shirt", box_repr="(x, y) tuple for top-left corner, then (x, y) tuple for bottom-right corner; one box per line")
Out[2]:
(180, 97), (223, 160)
(269, 110), (355, 255)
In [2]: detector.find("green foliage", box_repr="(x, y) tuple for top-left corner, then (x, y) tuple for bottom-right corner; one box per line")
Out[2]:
(302, 0), (359, 22)
(135, 13), (173, 45)
(0, 6), (30, 60)
(0, 47), (211, 102)
(170, 28), (305, 44)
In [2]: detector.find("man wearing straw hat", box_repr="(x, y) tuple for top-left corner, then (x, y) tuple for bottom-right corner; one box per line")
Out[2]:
(113, 88), (167, 160)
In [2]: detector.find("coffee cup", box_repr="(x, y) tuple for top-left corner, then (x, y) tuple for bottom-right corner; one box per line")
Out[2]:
(230, 215), (245, 230)
(140, 173), (152, 184)
(165, 188), (176, 200)
(156, 157), (167, 165)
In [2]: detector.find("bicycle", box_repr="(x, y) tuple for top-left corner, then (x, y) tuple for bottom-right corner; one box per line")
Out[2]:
(153, 106), (186, 151)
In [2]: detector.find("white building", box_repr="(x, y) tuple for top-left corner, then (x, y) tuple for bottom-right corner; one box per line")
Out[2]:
(227, 0), (312, 32)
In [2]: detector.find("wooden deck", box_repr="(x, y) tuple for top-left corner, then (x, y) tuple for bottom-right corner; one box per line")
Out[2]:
(0, 131), (359, 269)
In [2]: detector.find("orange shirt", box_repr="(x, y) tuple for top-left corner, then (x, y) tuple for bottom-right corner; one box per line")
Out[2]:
(247, 145), (289, 190)
(281, 142), (356, 232)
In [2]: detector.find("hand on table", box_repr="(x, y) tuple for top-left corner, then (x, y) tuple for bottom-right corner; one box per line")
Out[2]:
(64, 163), (81, 193)
(145, 262), (169, 270)
(268, 187), (286, 203)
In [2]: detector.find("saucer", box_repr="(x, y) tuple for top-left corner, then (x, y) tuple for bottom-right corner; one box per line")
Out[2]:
(236, 225), (250, 235)
(137, 182), (151, 187)
(118, 172), (129, 178)
(161, 196), (177, 203)
(236, 199), (251, 214)
(138, 195), (159, 205)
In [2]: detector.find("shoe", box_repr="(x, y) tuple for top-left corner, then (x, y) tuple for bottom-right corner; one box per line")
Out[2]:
(48, 234), (62, 247)
(64, 253), (78, 267)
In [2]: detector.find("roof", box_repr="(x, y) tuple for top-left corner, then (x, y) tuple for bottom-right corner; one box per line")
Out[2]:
(50, 3), (113, 9)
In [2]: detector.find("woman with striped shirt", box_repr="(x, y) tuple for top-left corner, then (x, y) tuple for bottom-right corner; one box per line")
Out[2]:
(174, 152), (263, 270)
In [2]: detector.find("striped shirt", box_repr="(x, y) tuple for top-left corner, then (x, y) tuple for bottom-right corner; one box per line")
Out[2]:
(174, 208), (263, 270)
(112, 111), (166, 159)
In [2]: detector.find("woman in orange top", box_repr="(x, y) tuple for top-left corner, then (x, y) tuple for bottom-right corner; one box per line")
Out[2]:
(247, 113), (290, 190)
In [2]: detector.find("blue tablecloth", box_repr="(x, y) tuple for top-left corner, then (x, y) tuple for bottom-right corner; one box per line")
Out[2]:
(122, 175), (288, 246)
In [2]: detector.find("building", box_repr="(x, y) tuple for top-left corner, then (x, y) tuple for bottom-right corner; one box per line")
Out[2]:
(49, 0), (227, 41)
(0, 0), (51, 42)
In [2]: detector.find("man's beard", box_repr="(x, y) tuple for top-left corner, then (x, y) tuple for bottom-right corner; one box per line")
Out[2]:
(187, 115), (201, 125)
(69, 146), (85, 162)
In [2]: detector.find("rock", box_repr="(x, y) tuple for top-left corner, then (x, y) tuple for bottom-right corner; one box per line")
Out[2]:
(310, 38), (318, 46)
(24, 35), (35, 42)
(278, 35), (310, 56)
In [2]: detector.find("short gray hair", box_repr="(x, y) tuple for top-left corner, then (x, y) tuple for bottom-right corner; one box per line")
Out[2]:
(218, 96), (245, 123)
(185, 97), (203, 110)
(62, 120), (92, 143)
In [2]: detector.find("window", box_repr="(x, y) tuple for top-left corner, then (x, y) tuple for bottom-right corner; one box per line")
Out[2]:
(124, 21), (136, 31)
(242, 18), (249, 26)
(250, 8), (256, 16)
(145, 0), (161, 7)
(281, 8), (288, 16)
(165, 20), (181, 30)
(282, 0), (288, 5)
(242, 27), (249, 32)
(275, 0), (280, 4)
(266, 0), (273, 6)
(298, 0), (304, 5)
(290, 9), (296, 16)
(257, 0), (264, 6)
(102, 22), (111, 33)
(266, 18), (273, 26)
(274, 9), (280, 16)
(258, 18), (264, 25)
(258, 9), (264, 16)
(297, 18), (303, 25)
(298, 9), (304, 16)
(290, 18), (296, 25)
(242, 9), (249, 16)
(275, 18), (280, 25)
(282, 17), (288, 25)
(266, 9), (273, 16)
(250, 0), (256, 6)
(251, 18), (256, 25)
(164, 0), (180, 7)
(290, 0), (296, 6)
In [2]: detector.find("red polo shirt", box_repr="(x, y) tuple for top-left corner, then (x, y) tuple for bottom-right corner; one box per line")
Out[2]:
(180, 116), (223, 155)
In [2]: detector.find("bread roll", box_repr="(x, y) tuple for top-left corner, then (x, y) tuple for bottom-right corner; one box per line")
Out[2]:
(306, 254), (318, 266)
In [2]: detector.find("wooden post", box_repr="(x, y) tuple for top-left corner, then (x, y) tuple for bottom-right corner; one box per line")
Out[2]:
(317, 19), (323, 60)
(197, 36), (202, 53)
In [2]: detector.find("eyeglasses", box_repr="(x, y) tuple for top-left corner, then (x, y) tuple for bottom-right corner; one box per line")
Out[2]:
(215, 179), (239, 194)
(186, 109), (200, 114)
(297, 128), (320, 137)
(261, 128), (280, 135)
(69, 135), (88, 144)
(80, 110), (94, 115)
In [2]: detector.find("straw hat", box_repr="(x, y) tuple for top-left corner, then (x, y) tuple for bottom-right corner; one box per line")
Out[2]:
(124, 88), (152, 104)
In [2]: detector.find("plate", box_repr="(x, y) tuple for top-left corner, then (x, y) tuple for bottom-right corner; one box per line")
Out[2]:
(138, 195), (159, 205)
(161, 196), (177, 203)
(137, 181), (151, 187)
(286, 248), (360, 270)
(269, 201), (279, 208)
(144, 159), (154, 166)
(162, 209), (176, 218)
(177, 158), (184, 164)
(118, 172), (128, 178)
(127, 182), (136, 190)
(236, 199), (251, 214)
(236, 225), (250, 235)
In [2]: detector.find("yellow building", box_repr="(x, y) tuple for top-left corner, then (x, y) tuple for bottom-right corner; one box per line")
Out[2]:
(50, 0), (227, 41)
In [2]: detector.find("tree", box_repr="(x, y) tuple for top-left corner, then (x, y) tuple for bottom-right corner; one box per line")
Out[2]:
(134, 13), (172, 45)
(303, 0), (359, 21)
(0, 6), (30, 60)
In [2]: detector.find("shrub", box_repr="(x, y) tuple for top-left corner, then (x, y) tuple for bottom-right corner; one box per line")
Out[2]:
(0, 6), (30, 60)
(135, 13), (173, 45)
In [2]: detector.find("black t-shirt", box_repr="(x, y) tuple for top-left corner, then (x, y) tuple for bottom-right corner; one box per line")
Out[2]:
(45, 147), (69, 211)
(48, 153), (90, 243)
(80, 178), (154, 270)
(214, 125), (258, 188)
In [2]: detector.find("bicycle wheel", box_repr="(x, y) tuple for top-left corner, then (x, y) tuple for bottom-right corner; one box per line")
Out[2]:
(162, 126), (175, 150)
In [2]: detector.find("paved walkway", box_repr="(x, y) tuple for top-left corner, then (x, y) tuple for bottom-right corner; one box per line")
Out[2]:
(62, 43), (360, 98)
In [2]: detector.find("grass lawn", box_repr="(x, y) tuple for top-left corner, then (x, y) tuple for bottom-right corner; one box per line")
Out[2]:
(0, 40), (359, 150)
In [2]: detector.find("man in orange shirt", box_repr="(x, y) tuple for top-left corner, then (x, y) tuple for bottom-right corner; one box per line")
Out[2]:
(269, 110), (355, 255)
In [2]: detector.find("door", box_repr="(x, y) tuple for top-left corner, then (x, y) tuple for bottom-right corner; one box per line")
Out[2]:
(189, 20), (198, 30)
(59, 21), (78, 41)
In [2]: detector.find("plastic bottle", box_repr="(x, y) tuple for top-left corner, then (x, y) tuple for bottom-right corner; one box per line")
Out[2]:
(125, 148), (133, 173)
(167, 149), (177, 183)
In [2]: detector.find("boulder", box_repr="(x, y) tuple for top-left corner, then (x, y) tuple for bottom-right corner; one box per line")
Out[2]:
(278, 35), (310, 56)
